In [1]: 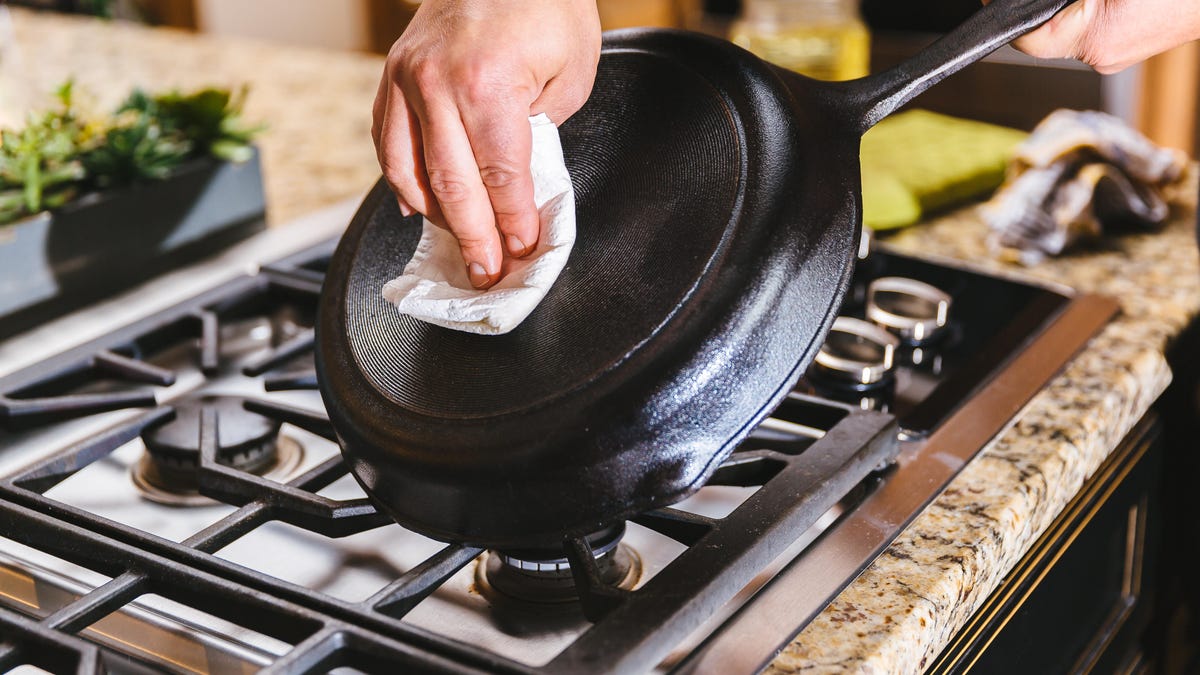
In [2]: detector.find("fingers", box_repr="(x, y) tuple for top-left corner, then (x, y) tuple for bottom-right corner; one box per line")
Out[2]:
(460, 102), (538, 257)
(414, 100), (506, 289)
(371, 0), (606, 291)
(376, 64), (536, 289)
(375, 73), (432, 220)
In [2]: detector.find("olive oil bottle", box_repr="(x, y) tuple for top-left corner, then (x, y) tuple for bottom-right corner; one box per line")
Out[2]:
(730, 0), (870, 81)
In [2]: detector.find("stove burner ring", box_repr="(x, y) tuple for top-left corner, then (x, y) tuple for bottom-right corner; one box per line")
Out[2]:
(131, 395), (305, 506)
(496, 525), (624, 572)
(477, 526), (641, 606)
(865, 276), (952, 344)
(811, 317), (899, 389)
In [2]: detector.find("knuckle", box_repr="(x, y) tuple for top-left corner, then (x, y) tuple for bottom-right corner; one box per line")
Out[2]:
(566, 86), (592, 112)
(456, 59), (533, 104)
(452, 232), (494, 255)
(460, 64), (505, 104)
(464, 77), (497, 105)
(407, 58), (441, 91)
(379, 157), (410, 189)
(426, 169), (471, 204)
(478, 164), (521, 191)
(386, 37), (407, 61)
(1076, 41), (1120, 73)
(378, 154), (403, 178)
(455, 233), (489, 248)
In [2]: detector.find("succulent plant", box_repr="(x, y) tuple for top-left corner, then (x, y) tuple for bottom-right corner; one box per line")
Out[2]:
(0, 81), (264, 227)
(0, 82), (85, 222)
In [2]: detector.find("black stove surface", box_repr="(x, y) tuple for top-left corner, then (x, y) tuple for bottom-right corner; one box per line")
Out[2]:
(0, 240), (1080, 674)
(801, 253), (1071, 434)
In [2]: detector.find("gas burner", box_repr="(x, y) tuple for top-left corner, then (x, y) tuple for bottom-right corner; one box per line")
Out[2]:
(865, 277), (952, 344)
(131, 395), (304, 506)
(810, 317), (900, 391)
(477, 525), (641, 607)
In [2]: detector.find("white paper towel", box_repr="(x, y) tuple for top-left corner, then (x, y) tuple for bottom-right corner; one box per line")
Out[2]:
(381, 114), (576, 335)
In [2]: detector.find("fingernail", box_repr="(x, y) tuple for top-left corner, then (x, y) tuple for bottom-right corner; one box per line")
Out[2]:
(506, 234), (528, 257)
(468, 262), (489, 288)
(397, 201), (415, 217)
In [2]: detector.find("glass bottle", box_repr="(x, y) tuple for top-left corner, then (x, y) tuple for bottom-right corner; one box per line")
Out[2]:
(730, 0), (870, 81)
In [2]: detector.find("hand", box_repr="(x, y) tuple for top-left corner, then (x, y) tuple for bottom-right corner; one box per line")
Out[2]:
(987, 0), (1200, 73)
(373, 0), (601, 289)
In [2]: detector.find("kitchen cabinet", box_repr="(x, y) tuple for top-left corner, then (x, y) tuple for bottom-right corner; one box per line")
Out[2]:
(928, 414), (1164, 674)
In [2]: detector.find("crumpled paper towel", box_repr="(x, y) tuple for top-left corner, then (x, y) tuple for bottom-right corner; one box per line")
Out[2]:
(981, 109), (1189, 265)
(382, 114), (575, 335)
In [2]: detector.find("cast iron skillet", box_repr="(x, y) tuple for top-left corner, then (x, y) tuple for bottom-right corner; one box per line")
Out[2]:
(317, 0), (1075, 550)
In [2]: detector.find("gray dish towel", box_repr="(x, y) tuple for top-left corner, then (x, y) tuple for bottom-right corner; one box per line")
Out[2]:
(982, 109), (1188, 265)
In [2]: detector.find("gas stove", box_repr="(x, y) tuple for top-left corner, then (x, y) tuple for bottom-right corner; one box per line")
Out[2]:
(0, 205), (1116, 674)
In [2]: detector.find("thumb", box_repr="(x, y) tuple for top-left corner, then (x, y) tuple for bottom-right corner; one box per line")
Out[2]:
(1012, 1), (1092, 61)
(981, 0), (1092, 61)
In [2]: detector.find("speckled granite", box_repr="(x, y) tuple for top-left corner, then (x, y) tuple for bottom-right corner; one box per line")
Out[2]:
(10, 10), (1200, 674)
(4, 8), (386, 225)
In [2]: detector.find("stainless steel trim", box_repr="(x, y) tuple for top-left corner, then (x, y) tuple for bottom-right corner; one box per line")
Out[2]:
(677, 293), (1120, 674)
(0, 551), (285, 670)
(812, 317), (899, 385)
(866, 276), (952, 343)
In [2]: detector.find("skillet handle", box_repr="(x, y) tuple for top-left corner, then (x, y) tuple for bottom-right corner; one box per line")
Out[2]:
(834, 0), (1077, 133)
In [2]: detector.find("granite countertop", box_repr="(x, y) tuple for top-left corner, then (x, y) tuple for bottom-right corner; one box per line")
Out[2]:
(8, 9), (1200, 673)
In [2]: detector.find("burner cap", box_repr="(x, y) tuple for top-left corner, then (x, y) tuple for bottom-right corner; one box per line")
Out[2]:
(132, 395), (301, 504)
(810, 317), (899, 389)
(865, 277), (952, 343)
(142, 396), (281, 471)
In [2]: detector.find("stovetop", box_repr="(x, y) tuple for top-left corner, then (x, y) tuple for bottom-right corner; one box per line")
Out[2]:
(0, 226), (1117, 674)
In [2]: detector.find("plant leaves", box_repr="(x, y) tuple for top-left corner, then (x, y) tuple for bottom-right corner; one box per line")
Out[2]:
(0, 81), (263, 228)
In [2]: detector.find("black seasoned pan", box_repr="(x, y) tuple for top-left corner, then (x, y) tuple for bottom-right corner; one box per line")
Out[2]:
(317, 0), (1074, 550)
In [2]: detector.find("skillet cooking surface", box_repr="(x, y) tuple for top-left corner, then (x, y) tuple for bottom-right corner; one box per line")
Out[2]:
(344, 51), (743, 418)
(318, 28), (859, 547)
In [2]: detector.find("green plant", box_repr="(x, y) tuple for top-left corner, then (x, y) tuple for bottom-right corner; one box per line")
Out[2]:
(146, 86), (263, 163)
(81, 104), (192, 187)
(0, 81), (264, 227)
(0, 82), (86, 223)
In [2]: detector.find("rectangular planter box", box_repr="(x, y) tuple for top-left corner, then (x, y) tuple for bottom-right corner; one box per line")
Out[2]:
(0, 148), (267, 339)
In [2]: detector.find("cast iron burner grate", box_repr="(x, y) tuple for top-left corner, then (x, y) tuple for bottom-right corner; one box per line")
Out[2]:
(0, 240), (1094, 673)
(0, 388), (896, 673)
(0, 242), (904, 672)
(0, 253), (327, 433)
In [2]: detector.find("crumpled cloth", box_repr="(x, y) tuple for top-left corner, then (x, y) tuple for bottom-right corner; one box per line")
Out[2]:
(382, 114), (575, 335)
(981, 109), (1189, 265)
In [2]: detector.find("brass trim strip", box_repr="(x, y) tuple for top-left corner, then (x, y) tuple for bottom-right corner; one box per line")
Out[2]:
(1069, 498), (1147, 674)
